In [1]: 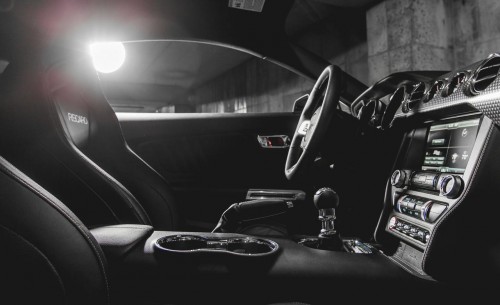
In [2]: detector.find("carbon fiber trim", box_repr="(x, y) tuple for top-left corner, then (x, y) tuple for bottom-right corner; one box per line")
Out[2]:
(394, 57), (500, 125)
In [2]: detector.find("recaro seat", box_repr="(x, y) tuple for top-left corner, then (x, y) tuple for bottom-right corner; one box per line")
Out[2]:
(0, 155), (298, 304)
(0, 54), (178, 230)
(0, 155), (109, 305)
(0, 51), (286, 236)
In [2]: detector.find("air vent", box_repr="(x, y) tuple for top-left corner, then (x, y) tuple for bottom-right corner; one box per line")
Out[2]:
(352, 100), (365, 118)
(425, 80), (445, 103)
(357, 99), (375, 121)
(407, 82), (426, 110)
(381, 85), (407, 129)
(468, 54), (500, 95)
(443, 72), (467, 97)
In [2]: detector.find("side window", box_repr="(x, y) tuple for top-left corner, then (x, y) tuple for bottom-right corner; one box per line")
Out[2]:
(96, 41), (314, 113)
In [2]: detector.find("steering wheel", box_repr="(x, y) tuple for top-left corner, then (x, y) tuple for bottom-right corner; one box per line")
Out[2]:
(285, 65), (342, 180)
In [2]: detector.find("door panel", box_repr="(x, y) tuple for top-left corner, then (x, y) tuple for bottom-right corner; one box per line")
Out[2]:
(118, 112), (301, 229)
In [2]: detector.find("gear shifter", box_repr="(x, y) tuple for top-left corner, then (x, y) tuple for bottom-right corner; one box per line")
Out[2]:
(313, 187), (342, 250)
(298, 187), (374, 253)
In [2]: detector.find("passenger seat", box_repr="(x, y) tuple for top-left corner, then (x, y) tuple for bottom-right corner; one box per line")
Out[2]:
(0, 49), (284, 236)
(0, 155), (109, 305)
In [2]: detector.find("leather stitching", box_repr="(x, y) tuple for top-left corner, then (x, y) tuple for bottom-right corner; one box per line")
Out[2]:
(45, 71), (152, 226)
(0, 158), (111, 305)
(125, 145), (178, 228)
(66, 142), (152, 225)
(421, 123), (495, 271)
(43, 146), (123, 224)
(0, 224), (67, 303)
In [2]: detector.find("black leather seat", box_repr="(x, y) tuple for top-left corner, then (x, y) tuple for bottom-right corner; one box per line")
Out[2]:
(0, 154), (300, 304)
(0, 52), (285, 235)
(0, 155), (109, 305)
(0, 54), (180, 230)
(46, 58), (183, 230)
(0, 57), (155, 229)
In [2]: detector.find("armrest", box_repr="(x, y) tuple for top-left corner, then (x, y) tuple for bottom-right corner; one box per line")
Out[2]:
(90, 224), (153, 259)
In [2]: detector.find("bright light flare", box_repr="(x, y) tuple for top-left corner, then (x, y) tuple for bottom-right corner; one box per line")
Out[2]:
(89, 42), (126, 73)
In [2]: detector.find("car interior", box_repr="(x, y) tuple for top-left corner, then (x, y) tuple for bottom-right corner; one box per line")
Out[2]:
(1, 0), (500, 304)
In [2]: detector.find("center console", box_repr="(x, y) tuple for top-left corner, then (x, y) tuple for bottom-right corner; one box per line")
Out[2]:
(95, 227), (419, 304)
(382, 114), (492, 269)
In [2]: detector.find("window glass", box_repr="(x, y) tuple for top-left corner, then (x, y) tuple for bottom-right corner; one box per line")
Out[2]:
(97, 41), (314, 113)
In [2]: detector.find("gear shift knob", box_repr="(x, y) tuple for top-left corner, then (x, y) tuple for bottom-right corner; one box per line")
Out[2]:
(314, 187), (339, 210)
(313, 187), (340, 245)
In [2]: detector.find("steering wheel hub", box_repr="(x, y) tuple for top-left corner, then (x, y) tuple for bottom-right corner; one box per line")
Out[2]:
(285, 65), (342, 180)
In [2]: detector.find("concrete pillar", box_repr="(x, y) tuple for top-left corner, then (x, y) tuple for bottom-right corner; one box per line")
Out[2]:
(451, 0), (500, 67)
(366, 0), (452, 85)
(331, 43), (369, 85)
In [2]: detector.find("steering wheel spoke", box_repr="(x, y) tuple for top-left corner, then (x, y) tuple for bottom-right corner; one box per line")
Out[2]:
(285, 65), (342, 180)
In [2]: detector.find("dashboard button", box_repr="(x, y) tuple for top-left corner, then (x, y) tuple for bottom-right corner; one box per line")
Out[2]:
(417, 231), (425, 240)
(427, 203), (448, 222)
(391, 170), (407, 187)
(389, 217), (397, 228)
(440, 175), (464, 199)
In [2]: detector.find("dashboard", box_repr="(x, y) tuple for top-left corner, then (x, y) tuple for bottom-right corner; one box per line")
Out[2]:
(421, 118), (479, 174)
(385, 114), (489, 252)
(351, 53), (500, 280)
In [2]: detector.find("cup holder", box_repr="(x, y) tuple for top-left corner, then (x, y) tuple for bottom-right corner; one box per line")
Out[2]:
(154, 235), (279, 258)
(226, 238), (277, 255)
(158, 235), (208, 251)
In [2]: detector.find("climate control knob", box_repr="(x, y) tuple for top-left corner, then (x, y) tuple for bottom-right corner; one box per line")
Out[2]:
(440, 175), (464, 199)
(390, 169), (407, 188)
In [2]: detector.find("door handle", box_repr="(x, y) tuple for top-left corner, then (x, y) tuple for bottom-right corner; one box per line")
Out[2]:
(257, 135), (291, 148)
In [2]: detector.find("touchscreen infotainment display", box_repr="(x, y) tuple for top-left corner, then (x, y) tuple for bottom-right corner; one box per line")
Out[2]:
(422, 118), (480, 173)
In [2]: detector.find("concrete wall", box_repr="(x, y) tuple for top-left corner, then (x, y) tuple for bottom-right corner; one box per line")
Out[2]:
(366, 0), (453, 84)
(295, 0), (500, 86)
(451, 0), (500, 67)
(366, 0), (500, 84)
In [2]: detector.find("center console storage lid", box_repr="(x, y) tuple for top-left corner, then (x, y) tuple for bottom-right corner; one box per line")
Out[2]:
(90, 224), (153, 258)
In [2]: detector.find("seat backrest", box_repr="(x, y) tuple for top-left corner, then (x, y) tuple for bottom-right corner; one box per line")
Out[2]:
(45, 56), (181, 230)
(0, 56), (153, 229)
(0, 155), (109, 305)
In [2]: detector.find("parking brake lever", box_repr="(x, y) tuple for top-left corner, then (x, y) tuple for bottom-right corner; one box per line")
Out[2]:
(212, 199), (292, 233)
